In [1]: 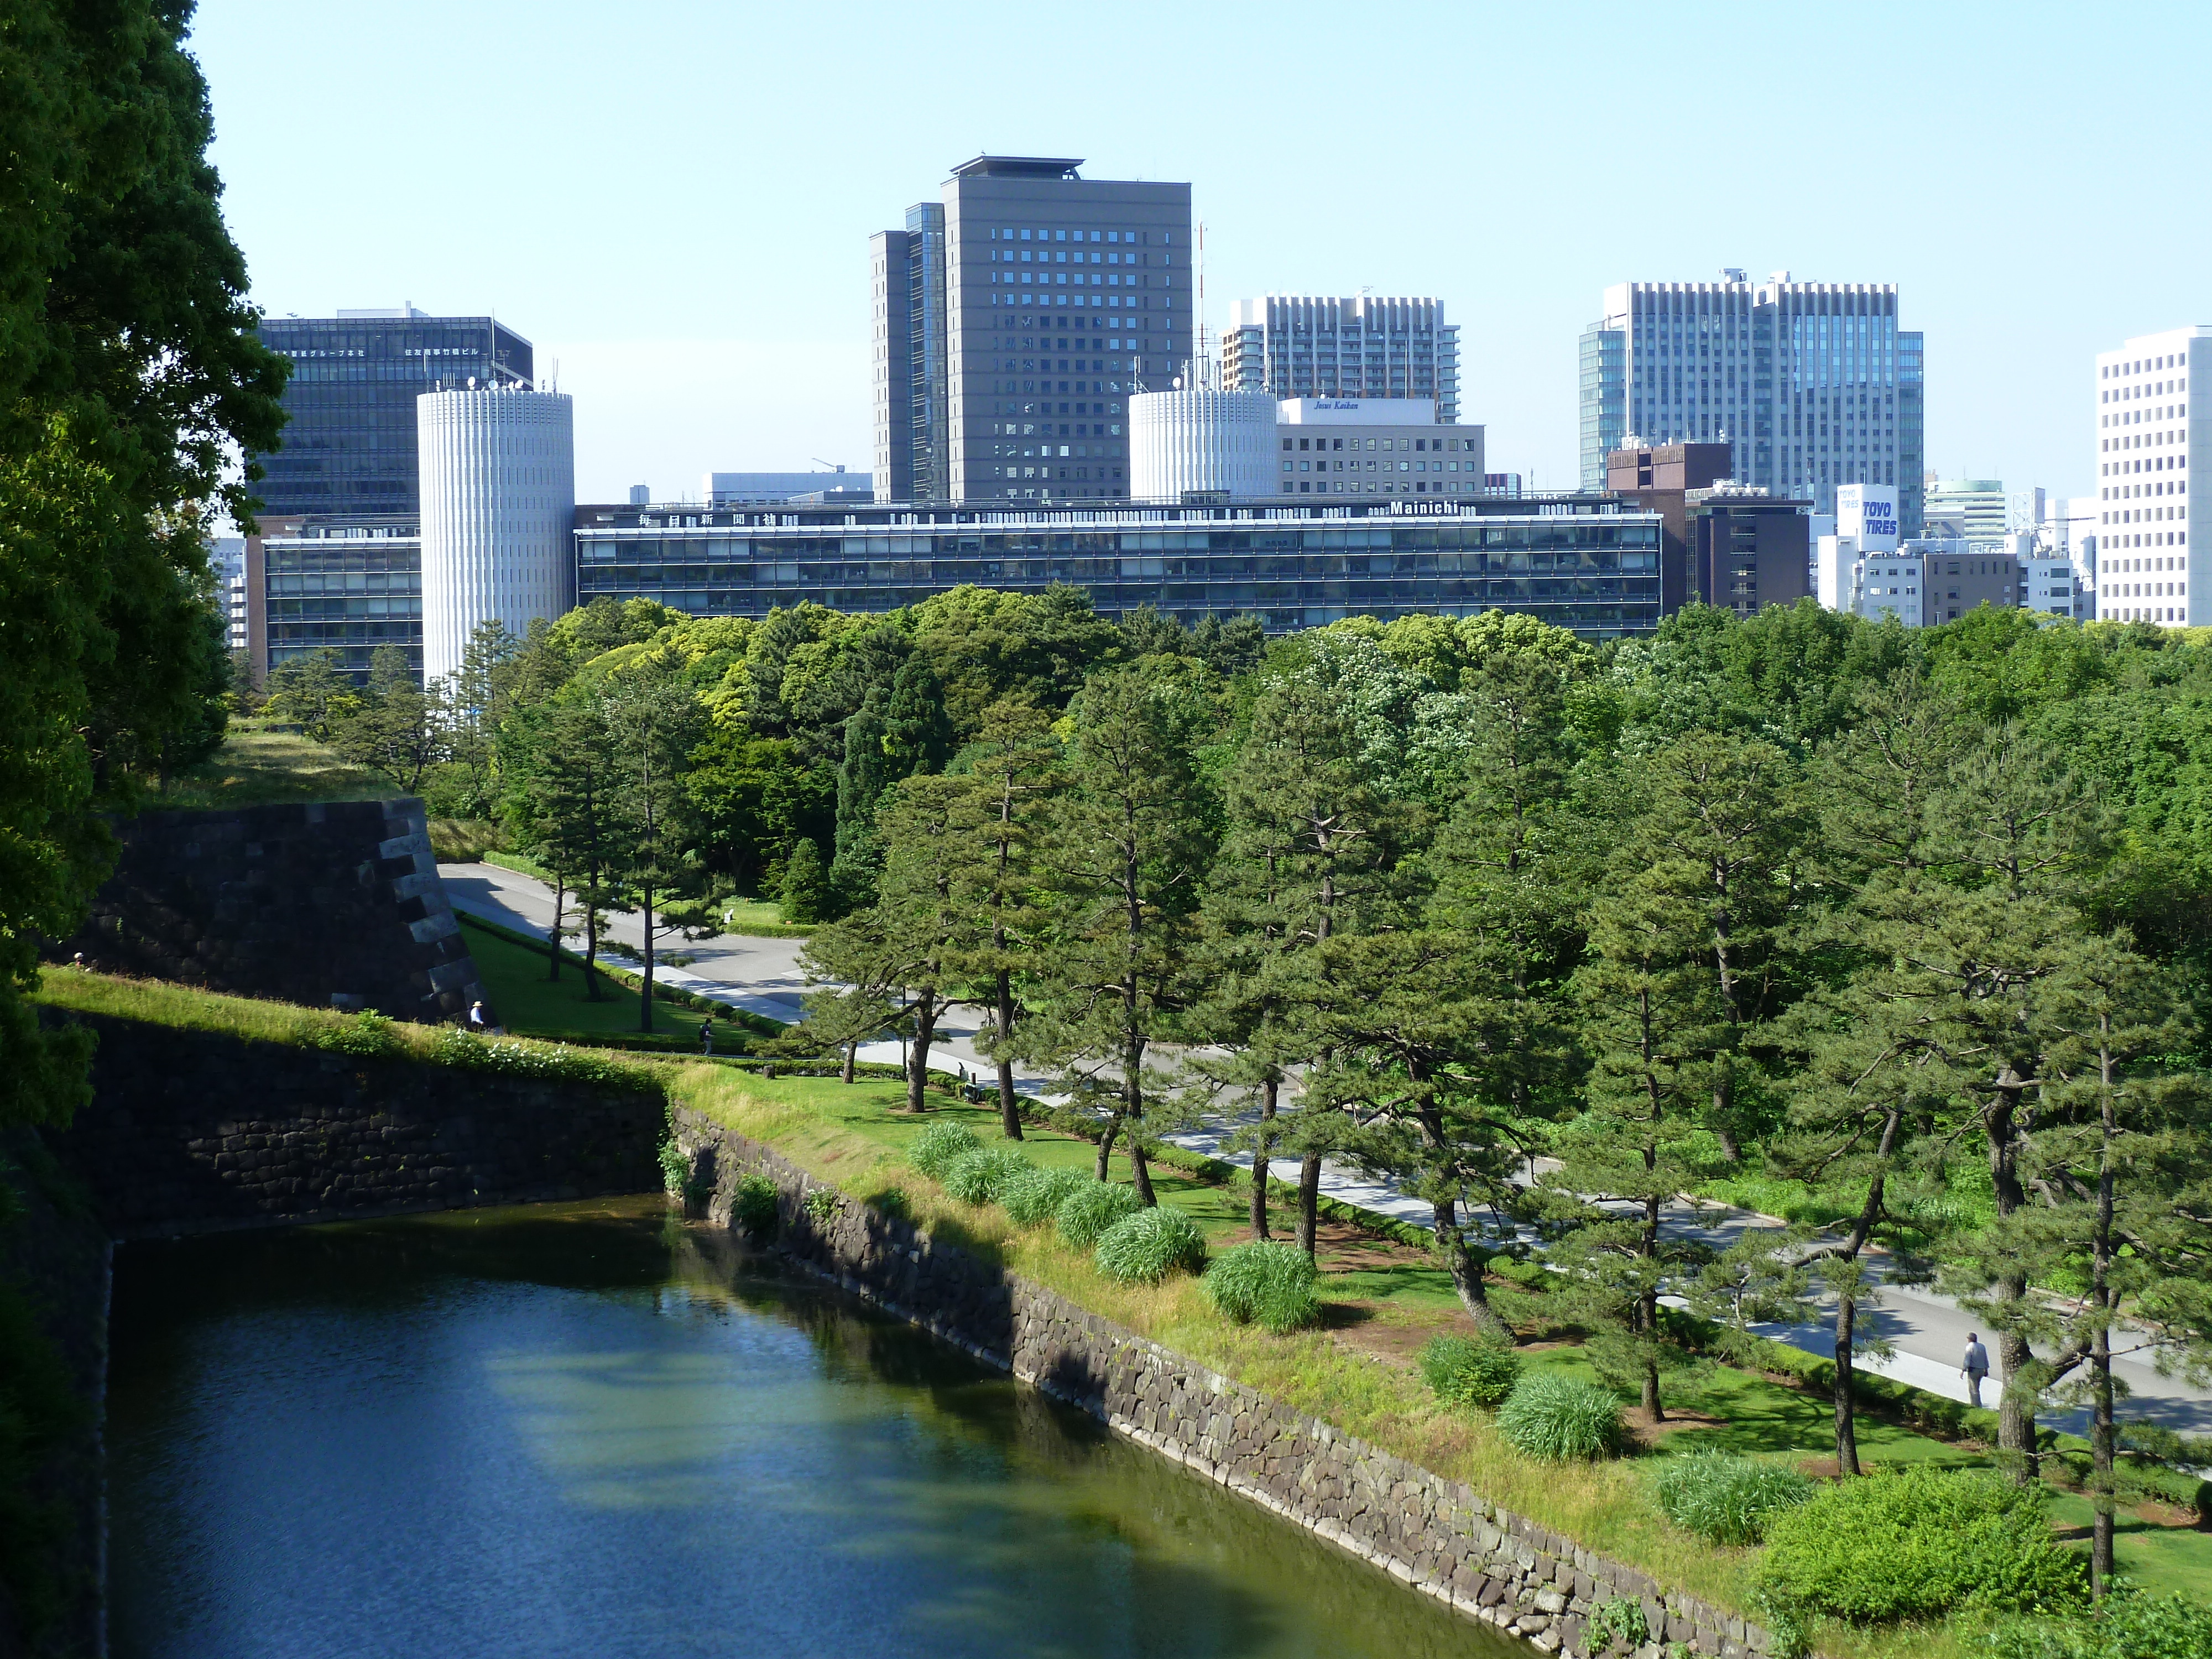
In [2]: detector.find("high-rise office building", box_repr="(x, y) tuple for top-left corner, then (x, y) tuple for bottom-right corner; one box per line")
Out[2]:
(871, 156), (1192, 505)
(2094, 325), (2201, 625)
(1579, 275), (1923, 527)
(1220, 298), (1459, 422)
(1923, 477), (2009, 542)
(252, 307), (533, 517)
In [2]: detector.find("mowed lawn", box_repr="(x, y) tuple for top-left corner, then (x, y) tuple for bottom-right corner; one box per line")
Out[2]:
(461, 917), (757, 1050)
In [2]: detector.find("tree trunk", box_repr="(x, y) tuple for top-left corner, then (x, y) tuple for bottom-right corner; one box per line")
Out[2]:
(2090, 1027), (2119, 1599)
(1433, 1197), (1513, 1342)
(1130, 1144), (1157, 1208)
(1642, 1188), (1666, 1421)
(1834, 1291), (1862, 1478)
(906, 988), (938, 1114)
(995, 970), (1022, 1140)
(841, 1040), (856, 1085)
(1987, 1076), (2038, 1480)
(1250, 1076), (1276, 1239)
(547, 879), (565, 982)
(1296, 1150), (1323, 1255)
(1094, 1118), (1119, 1183)
(639, 885), (656, 1034)
(582, 875), (603, 1002)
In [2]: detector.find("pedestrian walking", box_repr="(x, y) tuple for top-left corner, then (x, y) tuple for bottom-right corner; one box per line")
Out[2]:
(1963, 1331), (1990, 1408)
(467, 1000), (489, 1034)
(699, 1018), (714, 1056)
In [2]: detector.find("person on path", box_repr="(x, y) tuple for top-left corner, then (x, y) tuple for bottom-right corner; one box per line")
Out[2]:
(699, 1018), (714, 1056)
(467, 1000), (489, 1034)
(1963, 1332), (1991, 1408)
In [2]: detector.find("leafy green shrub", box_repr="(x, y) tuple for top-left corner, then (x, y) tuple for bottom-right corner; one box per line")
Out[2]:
(1001, 1166), (1089, 1227)
(1987, 1585), (2212, 1659)
(942, 1147), (1032, 1206)
(1417, 1334), (1524, 1409)
(1496, 1372), (1623, 1462)
(1205, 1241), (1321, 1332)
(1094, 1205), (1208, 1283)
(1652, 1452), (1813, 1546)
(311, 1009), (404, 1058)
(656, 1138), (689, 1196)
(431, 1027), (664, 1095)
(1760, 1465), (2088, 1625)
(803, 1186), (842, 1223)
(1055, 1180), (1144, 1248)
(1587, 1599), (1650, 1651)
(909, 1119), (983, 1181)
(731, 1173), (779, 1237)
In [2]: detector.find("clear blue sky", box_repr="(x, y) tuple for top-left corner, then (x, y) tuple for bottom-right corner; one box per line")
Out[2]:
(193, 0), (2208, 508)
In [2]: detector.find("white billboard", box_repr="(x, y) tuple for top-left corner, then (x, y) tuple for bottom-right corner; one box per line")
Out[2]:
(1837, 483), (1900, 551)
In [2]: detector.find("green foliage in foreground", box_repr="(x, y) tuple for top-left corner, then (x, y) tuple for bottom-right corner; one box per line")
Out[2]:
(1760, 1465), (2087, 1625)
(1093, 1205), (1209, 1283)
(1650, 1452), (1812, 1546)
(908, 1119), (983, 1180)
(731, 1173), (779, 1237)
(1000, 1166), (1090, 1227)
(1987, 1584), (2212, 1659)
(1204, 1241), (1322, 1333)
(1496, 1373), (1624, 1462)
(429, 1029), (665, 1097)
(1055, 1180), (1144, 1248)
(941, 1146), (1032, 1206)
(1417, 1333), (1524, 1410)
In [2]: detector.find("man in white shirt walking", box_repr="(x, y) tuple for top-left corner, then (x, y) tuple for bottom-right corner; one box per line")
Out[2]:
(1963, 1332), (1991, 1408)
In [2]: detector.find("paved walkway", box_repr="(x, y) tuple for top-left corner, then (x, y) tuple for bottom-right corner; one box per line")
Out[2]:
(439, 860), (2212, 1436)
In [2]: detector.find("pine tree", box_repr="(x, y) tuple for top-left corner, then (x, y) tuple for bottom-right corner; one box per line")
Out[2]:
(1026, 669), (1214, 1201)
(604, 667), (705, 1034)
(1965, 930), (2211, 1590)
(1193, 676), (1407, 1250)
(946, 698), (1060, 1139)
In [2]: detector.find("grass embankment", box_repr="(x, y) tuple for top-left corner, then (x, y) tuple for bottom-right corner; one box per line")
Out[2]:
(157, 724), (394, 811)
(457, 913), (773, 1053)
(673, 1067), (2212, 1659)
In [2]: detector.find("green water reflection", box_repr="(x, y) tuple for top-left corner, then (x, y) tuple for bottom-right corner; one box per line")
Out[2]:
(107, 1198), (1520, 1658)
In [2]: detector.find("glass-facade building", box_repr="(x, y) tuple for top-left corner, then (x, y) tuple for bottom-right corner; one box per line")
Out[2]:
(260, 515), (423, 677)
(252, 307), (533, 517)
(576, 497), (1665, 639)
(1580, 279), (1920, 519)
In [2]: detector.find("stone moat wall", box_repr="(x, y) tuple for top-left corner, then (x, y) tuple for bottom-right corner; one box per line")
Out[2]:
(53, 1014), (665, 1238)
(52, 797), (488, 1025)
(670, 1105), (1776, 1659)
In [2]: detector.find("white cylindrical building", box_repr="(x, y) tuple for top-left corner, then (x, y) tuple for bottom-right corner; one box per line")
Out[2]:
(418, 386), (576, 681)
(1128, 389), (1276, 502)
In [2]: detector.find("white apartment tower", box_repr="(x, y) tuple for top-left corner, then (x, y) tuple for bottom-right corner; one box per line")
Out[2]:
(2094, 325), (2203, 625)
(1222, 297), (1459, 424)
(1580, 275), (1924, 528)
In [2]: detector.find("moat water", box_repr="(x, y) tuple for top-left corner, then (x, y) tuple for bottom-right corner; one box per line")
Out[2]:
(107, 1198), (1519, 1658)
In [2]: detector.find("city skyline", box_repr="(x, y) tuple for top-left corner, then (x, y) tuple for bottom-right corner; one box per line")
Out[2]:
(191, 0), (2206, 506)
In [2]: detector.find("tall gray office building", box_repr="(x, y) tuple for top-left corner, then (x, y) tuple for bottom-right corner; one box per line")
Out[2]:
(1578, 276), (1924, 532)
(872, 156), (1192, 504)
(1220, 297), (1459, 421)
(252, 306), (533, 516)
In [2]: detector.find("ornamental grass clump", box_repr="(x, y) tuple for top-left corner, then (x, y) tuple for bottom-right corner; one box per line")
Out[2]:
(1496, 1372), (1624, 1462)
(1417, 1334), (1524, 1410)
(1001, 1166), (1089, 1227)
(1204, 1241), (1321, 1332)
(942, 1147), (1032, 1206)
(1055, 1180), (1144, 1248)
(1759, 1465), (2087, 1625)
(909, 1119), (982, 1181)
(1651, 1452), (1813, 1546)
(1094, 1205), (1208, 1284)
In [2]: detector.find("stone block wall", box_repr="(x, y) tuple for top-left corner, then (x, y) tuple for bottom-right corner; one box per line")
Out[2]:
(56, 1014), (665, 1237)
(53, 797), (489, 1024)
(669, 1107), (1775, 1659)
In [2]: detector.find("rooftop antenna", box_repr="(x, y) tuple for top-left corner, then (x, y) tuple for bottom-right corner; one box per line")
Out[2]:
(550, 357), (559, 393)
